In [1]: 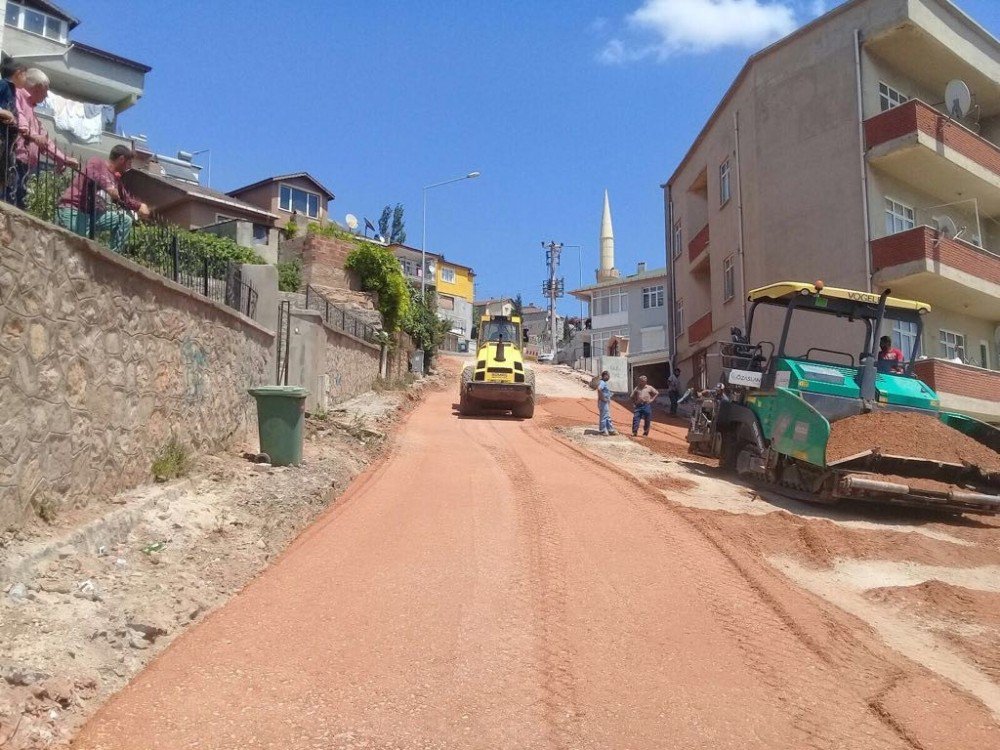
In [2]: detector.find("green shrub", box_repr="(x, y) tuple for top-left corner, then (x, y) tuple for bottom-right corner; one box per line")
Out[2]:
(344, 242), (410, 332)
(402, 291), (450, 361)
(152, 439), (190, 482)
(307, 222), (355, 240)
(277, 260), (302, 292)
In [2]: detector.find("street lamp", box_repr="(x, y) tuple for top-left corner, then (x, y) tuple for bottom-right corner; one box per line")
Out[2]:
(421, 171), (480, 296)
(190, 148), (211, 187)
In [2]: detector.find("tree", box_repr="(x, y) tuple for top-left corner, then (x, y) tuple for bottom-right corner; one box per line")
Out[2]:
(402, 290), (450, 364)
(344, 242), (411, 332)
(378, 206), (392, 241)
(512, 293), (524, 317)
(390, 203), (406, 244)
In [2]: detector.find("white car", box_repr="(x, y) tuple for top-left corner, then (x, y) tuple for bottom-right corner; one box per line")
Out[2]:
(536, 352), (555, 363)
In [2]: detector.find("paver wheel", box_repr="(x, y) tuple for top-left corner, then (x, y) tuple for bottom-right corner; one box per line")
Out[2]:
(513, 370), (536, 419)
(459, 367), (477, 416)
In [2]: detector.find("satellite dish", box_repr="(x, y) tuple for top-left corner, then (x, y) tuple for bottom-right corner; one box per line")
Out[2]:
(345, 213), (358, 230)
(932, 215), (958, 238)
(945, 79), (972, 118)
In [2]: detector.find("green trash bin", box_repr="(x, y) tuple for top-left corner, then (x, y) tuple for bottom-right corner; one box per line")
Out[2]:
(248, 386), (309, 466)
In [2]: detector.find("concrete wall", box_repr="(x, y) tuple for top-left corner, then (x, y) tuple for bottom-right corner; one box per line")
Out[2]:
(285, 308), (383, 412)
(0, 205), (274, 528)
(199, 218), (280, 265)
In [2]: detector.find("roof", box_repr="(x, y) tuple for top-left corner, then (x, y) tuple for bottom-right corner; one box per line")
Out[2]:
(127, 170), (279, 222)
(389, 242), (440, 260)
(747, 282), (932, 313)
(521, 305), (547, 315)
(473, 297), (513, 306)
(72, 41), (152, 73)
(228, 172), (335, 201)
(569, 266), (668, 297)
(662, 0), (1000, 191)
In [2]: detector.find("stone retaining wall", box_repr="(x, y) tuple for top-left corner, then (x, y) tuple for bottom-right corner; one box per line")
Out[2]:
(0, 205), (274, 528)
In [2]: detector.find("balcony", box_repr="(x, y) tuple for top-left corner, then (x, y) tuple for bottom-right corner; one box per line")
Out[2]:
(688, 311), (713, 345)
(1, 28), (149, 110)
(688, 224), (710, 272)
(870, 226), (1000, 319)
(864, 100), (1000, 215)
(913, 359), (1000, 424)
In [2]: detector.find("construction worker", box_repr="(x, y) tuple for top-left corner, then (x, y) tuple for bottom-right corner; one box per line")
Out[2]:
(597, 370), (616, 436)
(629, 375), (659, 437)
(877, 335), (905, 374)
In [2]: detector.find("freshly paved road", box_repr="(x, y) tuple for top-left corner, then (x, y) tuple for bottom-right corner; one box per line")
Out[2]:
(74, 365), (926, 750)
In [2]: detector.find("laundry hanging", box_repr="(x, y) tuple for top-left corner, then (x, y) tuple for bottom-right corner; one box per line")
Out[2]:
(45, 91), (104, 144)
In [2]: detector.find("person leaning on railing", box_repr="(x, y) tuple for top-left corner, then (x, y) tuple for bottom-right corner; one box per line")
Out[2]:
(57, 145), (150, 253)
(0, 60), (27, 201)
(12, 68), (79, 208)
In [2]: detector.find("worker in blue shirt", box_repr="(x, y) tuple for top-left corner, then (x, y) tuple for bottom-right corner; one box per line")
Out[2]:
(597, 370), (617, 436)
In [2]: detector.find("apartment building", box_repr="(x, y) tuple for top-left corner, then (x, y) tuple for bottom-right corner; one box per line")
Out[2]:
(571, 263), (671, 386)
(665, 0), (1000, 422)
(0, 0), (150, 161)
(390, 243), (476, 348)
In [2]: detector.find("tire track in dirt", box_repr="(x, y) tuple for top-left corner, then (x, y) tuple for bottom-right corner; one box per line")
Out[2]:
(487, 420), (583, 750)
(526, 415), (919, 749)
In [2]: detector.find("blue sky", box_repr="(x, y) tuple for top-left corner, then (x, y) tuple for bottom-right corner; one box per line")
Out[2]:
(78, 0), (1000, 313)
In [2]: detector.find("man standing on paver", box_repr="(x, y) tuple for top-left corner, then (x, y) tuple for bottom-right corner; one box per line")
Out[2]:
(597, 370), (616, 436)
(629, 375), (659, 437)
(667, 367), (682, 416)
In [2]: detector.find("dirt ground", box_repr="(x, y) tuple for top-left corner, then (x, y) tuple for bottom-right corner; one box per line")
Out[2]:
(61, 360), (1000, 749)
(0, 374), (446, 749)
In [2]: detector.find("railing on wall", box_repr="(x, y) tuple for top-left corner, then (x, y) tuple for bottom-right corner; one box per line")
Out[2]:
(1, 139), (257, 320)
(303, 284), (379, 344)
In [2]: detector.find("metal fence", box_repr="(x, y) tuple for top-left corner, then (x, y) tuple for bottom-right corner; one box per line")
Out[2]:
(1, 137), (257, 320)
(303, 284), (379, 343)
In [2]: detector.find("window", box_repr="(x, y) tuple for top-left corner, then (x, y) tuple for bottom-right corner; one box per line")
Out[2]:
(279, 184), (320, 219)
(675, 299), (684, 336)
(591, 327), (629, 356)
(672, 221), (682, 259)
(719, 159), (731, 205)
(438, 294), (455, 311)
(878, 82), (908, 113)
(4, 3), (67, 42)
(441, 267), (456, 284)
(642, 285), (664, 309)
(980, 342), (990, 369)
(252, 224), (269, 244)
(641, 326), (666, 353)
(939, 329), (966, 361)
(592, 286), (628, 316)
(892, 320), (918, 358)
(723, 255), (736, 301)
(885, 198), (915, 236)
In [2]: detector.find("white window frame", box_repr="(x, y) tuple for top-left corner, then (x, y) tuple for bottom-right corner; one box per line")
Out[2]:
(593, 286), (628, 316)
(592, 327), (629, 356)
(642, 285), (664, 309)
(719, 159), (731, 206)
(938, 329), (966, 361)
(278, 183), (321, 219)
(672, 221), (682, 260)
(892, 319), (919, 359)
(878, 81), (908, 113)
(4, 2), (68, 43)
(723, 255), (736, 302)
(884, 197), (915, 236)
(675, 299), (685, 337)
(440, 267), (456, 284)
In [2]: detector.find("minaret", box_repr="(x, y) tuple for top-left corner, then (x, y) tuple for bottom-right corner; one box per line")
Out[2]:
(597, 190), (620, 282)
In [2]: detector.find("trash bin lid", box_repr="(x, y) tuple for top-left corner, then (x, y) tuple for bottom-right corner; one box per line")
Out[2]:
(248, 386), (310, 398)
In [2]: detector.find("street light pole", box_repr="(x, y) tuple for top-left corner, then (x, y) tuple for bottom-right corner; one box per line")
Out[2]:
(421, 171), (480, 297)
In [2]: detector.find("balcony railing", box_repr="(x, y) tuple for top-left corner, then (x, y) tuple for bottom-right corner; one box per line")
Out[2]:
(914, 358), (1000, 407)
(871, 226), (1000, 287)
(688, 224), (710, 262)
(3, 139), (258, 320)
(688, 311), (713, 344)
(864, 99), (1000, 178)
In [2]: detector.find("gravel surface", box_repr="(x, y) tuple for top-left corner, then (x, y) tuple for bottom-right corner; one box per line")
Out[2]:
(826, 411), (1000, 472)
(72, 364), (1000, 749)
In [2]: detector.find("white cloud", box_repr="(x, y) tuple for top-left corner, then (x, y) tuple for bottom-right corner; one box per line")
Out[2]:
(598, 0), (803, 62)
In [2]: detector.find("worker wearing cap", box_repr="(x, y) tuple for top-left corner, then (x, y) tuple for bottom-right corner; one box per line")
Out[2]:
(877, 335), (905, 375)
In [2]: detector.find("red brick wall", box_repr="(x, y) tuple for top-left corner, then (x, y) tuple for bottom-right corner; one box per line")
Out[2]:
(688, 311), (713, 344)
(914, 359), (1000, 403)
(688, 224), (710, 262)
(871, 227), (1000, 286)
(865, 100), (1000, 176)
(296, 234), (357, 290)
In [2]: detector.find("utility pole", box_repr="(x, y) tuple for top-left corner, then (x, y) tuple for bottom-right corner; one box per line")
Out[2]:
(540, 241), (564, 357)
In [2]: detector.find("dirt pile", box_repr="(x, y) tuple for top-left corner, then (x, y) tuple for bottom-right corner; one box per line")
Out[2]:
(826, 411), (1000, 472)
